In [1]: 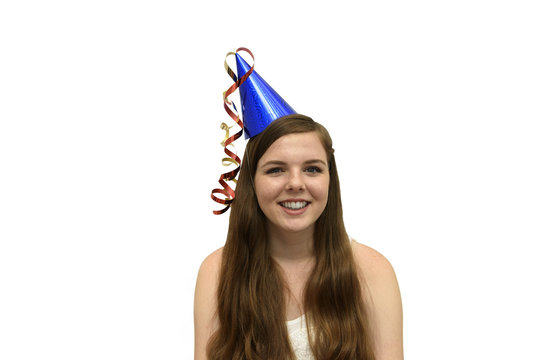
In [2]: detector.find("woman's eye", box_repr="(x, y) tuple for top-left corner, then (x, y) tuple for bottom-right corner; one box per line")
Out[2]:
(305, 166), (322, 173)
(266, 167), (283, 174)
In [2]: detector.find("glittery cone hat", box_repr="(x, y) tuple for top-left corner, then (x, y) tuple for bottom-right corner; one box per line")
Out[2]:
(235, 52), (296, 139)
(211, 47), (297, 214)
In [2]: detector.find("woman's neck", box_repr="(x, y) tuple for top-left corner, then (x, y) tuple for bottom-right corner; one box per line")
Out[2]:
(267, 226), (315, 263)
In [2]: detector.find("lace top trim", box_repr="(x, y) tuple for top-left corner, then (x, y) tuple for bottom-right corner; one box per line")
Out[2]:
(286, 314), (314, 360)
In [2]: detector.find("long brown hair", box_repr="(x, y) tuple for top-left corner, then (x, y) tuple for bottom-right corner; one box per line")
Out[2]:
(208, 114), (375, 360)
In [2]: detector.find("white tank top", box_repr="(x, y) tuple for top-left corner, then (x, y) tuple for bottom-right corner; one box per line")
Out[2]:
(287, 314), (315, 360)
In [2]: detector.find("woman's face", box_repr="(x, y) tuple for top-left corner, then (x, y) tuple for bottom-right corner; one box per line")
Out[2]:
(254, 132), (330, 236)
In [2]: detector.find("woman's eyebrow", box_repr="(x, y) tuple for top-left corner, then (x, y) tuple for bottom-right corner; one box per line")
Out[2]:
(304, 159), (327, 166)
(259, 160), (286, 168)
(260, 159), (327, 167)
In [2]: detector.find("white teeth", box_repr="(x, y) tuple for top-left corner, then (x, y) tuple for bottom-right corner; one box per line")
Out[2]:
(280, 201), (308, 210)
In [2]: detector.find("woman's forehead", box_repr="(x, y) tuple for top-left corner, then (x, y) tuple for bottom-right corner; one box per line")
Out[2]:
(259, 132), (326, 163)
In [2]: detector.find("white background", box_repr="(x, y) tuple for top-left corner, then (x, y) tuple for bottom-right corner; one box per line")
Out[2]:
(1, 0), (538, 359)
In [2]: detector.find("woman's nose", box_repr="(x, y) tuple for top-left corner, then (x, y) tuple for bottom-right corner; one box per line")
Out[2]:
(286, 170), (305, 191)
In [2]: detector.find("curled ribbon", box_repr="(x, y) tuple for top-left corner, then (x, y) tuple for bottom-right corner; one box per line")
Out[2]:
(211, 47), (255, 214)
(219, 122), (239, 181)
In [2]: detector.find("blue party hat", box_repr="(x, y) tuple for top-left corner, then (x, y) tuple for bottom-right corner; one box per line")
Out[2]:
(235, 53), (296, 139)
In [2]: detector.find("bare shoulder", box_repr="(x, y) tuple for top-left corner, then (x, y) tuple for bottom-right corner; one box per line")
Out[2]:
(194, 247), (223, 314)
(197, 247), (223, 280)
(194, 247), (223, 360)
(351, 240), (403, 359)
(350, 240), (396, 283)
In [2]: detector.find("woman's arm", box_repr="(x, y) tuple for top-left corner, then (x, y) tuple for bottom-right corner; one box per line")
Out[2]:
(194, 248), (222, 360)
(352, 241), (404, 360)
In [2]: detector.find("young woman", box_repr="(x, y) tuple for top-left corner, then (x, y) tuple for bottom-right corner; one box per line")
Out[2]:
(195, 114), (403, 359)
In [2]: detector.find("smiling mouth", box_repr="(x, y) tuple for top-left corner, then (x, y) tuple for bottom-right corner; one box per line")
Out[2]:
(279, 201), (310, 210)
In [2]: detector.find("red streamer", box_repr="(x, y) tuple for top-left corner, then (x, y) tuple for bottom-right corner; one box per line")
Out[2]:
(211, 48), (255, 214)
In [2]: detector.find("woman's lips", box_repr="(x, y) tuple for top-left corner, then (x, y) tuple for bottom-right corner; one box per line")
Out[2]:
(279, 201), (310, 215)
